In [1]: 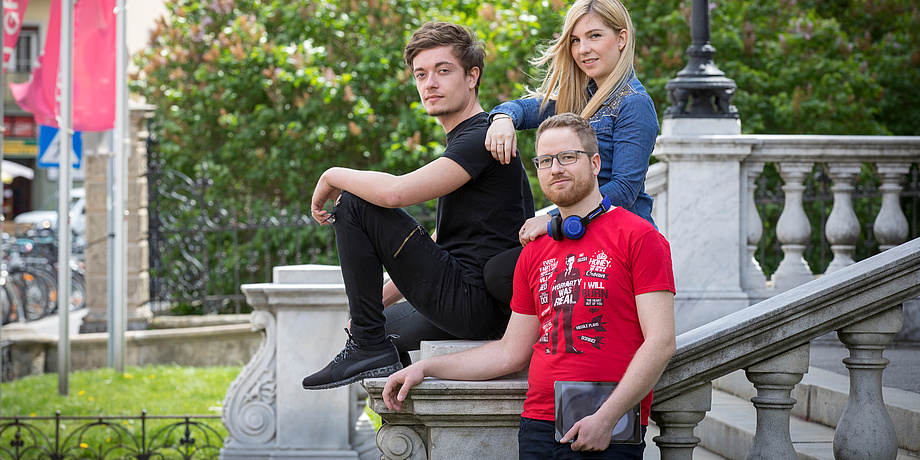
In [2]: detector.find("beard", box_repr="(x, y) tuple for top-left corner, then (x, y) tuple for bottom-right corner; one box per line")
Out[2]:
(426, 103), (461, 118)
(540, 171), (595, 208)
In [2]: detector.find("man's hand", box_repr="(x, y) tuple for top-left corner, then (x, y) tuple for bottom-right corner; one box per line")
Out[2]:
(382, 365), (426, 411)
(560, 412), (617, 452)
(311, 170), (342, 225)
(484, 117), (518, 164)
(518, 214), (551, 246)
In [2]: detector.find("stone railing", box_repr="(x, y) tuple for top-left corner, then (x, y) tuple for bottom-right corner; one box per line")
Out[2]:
(362, 237), (920, 459)
(651, 134), (920, 334)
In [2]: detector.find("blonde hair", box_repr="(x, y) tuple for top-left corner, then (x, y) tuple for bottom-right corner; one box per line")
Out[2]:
(532, 0), (636, 118)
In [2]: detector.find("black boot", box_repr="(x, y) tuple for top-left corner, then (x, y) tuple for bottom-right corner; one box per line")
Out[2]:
(302, 329), (403, 390)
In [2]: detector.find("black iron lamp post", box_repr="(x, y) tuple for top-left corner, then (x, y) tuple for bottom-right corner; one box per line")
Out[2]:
(664, 0), (739, 119)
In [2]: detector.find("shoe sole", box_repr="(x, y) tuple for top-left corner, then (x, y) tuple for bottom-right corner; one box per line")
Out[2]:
(302, 362), (403, 390)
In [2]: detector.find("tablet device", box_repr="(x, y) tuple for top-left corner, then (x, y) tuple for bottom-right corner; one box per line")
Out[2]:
(554, 381), (641, 444)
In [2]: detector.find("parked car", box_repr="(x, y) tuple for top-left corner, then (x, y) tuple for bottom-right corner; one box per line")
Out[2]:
(13, 187), (86, 236)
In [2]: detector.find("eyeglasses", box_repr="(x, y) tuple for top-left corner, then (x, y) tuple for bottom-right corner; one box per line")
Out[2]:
(532, 150), (594, 170)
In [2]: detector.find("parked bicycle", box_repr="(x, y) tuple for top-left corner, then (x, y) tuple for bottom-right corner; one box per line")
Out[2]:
(1, 229), (87, 325)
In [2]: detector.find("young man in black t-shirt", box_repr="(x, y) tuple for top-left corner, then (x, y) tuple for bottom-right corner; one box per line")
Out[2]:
(302, 22), (534, 390)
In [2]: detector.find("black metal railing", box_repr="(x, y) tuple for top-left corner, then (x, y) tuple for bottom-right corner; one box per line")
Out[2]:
(0, 411), (223, 460)
(146, 130), (438, 316)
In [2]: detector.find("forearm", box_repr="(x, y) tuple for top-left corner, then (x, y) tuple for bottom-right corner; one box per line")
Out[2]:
(490, 97), (552, 130)
(382, 280), (403, 308)
(418, 340), (527, 381)
(320, 167), (405, 208)
(598, 177), (642, 209)
(594, 336), (675, 423)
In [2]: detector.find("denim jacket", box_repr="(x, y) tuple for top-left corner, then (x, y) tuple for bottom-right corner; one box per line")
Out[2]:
(489, 74), (659, 226)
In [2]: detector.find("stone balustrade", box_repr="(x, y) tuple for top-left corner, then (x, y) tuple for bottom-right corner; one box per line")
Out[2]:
(219, 134), (920, 459)
(362, 237), (920, 459)
(220, 241), (919, 458)
(650, 134), (920, 333)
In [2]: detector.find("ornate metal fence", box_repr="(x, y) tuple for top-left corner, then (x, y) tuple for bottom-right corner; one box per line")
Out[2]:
(147, 158), (324, 315)
(146, 134), (437, 316)
(0, 411), (223, 459)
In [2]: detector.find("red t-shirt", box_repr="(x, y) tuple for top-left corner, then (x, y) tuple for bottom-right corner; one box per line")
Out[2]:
(510, 207), (675, 424)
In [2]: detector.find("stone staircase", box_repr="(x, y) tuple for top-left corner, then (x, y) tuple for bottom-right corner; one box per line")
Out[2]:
(691, 345), (920, 460)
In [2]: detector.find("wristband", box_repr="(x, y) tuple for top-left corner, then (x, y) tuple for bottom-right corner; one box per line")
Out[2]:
(491, 114), (512, 123)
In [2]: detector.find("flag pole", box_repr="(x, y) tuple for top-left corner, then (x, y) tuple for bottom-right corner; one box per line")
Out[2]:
(112, 0), (127, 372)
(1, 0), (6, 414)
(57, 0), (74, 396)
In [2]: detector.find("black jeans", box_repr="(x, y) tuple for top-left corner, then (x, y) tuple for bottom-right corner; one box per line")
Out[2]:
(333, 192), (509, 351)
(483, 246), (522, 305)
(518, 418), (646, 460)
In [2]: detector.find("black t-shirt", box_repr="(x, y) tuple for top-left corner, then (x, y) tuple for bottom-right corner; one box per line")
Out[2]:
(438, 112), (535, 287)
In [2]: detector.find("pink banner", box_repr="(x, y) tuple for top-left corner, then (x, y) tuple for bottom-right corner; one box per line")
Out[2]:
(3, 0), (31, 69)
(9, 0), (115, 131)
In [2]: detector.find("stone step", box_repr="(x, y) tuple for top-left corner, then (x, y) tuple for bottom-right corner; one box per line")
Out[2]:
(713, 366), (920, 454)
(644, 423), (727, 460)
(699, 378), (918, 459)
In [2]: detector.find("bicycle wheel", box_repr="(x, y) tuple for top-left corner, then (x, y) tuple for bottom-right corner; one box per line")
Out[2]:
(9, 269), (52, 321)
(70, 271), (86, 311)
(1, 280), (16, 324)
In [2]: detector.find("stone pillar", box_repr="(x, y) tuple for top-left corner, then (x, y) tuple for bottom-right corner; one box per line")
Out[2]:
(833, 306), (902, 460)
(741, 161), (770, 303)
(824, 164), (861, 274)
(653, 136), (753, 334)
(80, 106), (151, 333)
(743, 343), (809, 460)
(771, 162), (815, 292)
(650, 382), (712, 460)
(222, 264), (362, 459)
(873, 163), (910, 251)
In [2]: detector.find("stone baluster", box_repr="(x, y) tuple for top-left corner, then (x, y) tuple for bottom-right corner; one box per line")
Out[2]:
(833, 306), (902, 460)
(873, 163), (911, 251)
(650, 383), (712, 460)
(771, 162), (815, 292)
(825, 164), (862, 273)
(741, 161), (768, 298)
(743, 344), (809, 460)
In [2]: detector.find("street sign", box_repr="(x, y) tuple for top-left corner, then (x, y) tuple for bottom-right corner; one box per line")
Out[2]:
(37, 124), (82, 168)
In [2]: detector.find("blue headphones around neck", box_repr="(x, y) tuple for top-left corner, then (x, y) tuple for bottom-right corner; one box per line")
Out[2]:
(547, 194), (612, 241)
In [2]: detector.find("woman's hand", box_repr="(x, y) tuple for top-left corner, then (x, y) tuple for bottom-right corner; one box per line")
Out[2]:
(484, 117), (518, 164)
(519, 214), (551, 246)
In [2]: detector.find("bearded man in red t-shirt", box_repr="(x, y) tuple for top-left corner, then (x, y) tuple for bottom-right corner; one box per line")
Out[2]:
(383, 113), (676, 459)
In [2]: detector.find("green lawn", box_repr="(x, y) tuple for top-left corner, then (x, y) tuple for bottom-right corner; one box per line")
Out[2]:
(1, 365), (241, 416)
(0, 365), (242, 459)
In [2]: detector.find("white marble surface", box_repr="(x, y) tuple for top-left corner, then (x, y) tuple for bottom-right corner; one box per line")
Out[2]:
(223, 265), (358, 459)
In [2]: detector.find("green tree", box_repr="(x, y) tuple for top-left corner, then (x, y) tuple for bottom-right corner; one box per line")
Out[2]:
(133, 0), (917, 311)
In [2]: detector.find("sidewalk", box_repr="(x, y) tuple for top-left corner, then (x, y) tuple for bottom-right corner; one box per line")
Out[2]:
(1, 308), (87, 340)
(809, 340), (920, 394)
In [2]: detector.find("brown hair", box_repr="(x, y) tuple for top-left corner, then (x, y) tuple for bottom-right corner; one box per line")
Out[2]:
(403, 22), (485, 94)
(536, 113), (599, 153)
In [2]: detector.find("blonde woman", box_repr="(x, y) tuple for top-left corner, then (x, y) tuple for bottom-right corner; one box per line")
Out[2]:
(483, 0), (659, 305)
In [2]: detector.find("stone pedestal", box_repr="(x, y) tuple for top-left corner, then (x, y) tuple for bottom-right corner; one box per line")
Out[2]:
(221, 265), (360, 459)
(80, 106), (152, 333)
(364, 340), (527, 460)
(654, 118), (753, 334)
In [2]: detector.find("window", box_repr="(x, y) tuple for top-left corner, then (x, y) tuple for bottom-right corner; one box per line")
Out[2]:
(7, 25), (40, 73)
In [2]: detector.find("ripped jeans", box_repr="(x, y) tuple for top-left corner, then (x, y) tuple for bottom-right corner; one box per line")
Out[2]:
(332, 192), (509, 352)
